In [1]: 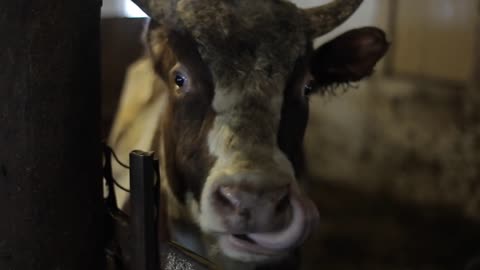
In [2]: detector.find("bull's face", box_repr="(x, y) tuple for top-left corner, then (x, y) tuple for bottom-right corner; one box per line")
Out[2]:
(139, 0), (388, 263)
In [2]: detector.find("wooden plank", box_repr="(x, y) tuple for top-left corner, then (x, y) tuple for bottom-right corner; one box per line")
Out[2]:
(0, 1), (104, 269)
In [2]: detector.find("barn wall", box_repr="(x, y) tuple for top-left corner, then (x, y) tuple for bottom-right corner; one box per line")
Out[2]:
(392, 0), (477, 82)
(0, 1), (104, 269)
(102, 0), (126, 17)
(101, 18), (148, 138)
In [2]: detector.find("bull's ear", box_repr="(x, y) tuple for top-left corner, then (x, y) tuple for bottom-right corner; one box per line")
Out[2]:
(310, 27), (389, 88)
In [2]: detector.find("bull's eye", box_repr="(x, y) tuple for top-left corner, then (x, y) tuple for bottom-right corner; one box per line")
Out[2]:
(303, 80), (315, 97)
(171, 65), (191, 95)
(175, 73), (186, 88)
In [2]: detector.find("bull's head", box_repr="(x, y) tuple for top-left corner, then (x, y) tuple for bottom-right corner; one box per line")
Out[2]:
(132, 0), (388, 263)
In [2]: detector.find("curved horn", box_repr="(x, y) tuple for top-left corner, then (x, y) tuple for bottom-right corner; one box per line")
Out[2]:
(306, 0), (364, 38)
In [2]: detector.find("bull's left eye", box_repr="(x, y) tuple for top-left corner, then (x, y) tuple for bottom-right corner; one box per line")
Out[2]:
(175, 73), (187, 87)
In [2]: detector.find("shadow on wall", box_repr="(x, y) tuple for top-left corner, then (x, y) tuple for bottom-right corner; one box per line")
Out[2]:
(302, 65), (480, 269)
(305, 76), (480, 216)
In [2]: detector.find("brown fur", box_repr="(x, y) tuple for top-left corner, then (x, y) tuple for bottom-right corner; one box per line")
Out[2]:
(148, 24), (218, 202)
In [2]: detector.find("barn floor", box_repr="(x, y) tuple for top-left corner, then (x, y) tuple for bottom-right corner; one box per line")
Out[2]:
(300, 179), (480, 270)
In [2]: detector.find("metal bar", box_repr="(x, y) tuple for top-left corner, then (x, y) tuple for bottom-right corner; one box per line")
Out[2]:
(130, 150), (158, 270)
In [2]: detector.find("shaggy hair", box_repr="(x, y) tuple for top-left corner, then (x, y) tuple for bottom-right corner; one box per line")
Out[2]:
(176, 0), (309, 84)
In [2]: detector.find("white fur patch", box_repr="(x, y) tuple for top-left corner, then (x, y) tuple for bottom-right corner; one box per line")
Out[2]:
(198, 79), (297, 235)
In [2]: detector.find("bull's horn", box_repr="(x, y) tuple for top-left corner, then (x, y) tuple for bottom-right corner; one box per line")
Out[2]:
(306, 0), (364, 38)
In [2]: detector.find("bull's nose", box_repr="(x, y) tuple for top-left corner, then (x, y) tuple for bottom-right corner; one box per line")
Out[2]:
(214, 184), (291, 232)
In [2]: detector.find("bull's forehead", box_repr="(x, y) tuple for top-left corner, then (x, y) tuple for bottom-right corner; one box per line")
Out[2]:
(177, 0), (309, 86)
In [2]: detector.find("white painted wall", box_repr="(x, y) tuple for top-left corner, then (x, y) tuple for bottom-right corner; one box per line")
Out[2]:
(101, 0), (147, 18)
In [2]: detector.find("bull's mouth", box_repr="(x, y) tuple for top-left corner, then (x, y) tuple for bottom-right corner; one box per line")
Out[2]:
(217, 195), (319, 261)
(220, 234), (284, 256)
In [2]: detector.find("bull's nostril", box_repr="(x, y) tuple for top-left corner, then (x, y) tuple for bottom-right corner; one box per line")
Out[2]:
(275, 193), (290, 214)
(238, 208), (250, 219)
(215, 189), (233, 209)
(215, 186), (239, 210)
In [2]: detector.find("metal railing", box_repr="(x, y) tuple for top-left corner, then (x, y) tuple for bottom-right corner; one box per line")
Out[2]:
(103, 145), (216, 270)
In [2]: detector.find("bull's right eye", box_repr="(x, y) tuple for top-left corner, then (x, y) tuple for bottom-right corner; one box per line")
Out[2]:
(303, 80), (315, 96)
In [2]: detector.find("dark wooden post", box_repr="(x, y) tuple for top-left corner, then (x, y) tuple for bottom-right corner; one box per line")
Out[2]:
(475, 1), (480, 87)
(0, 1), (104, 269)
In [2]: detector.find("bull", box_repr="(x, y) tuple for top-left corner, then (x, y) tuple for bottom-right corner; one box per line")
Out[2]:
(108, 0), (389, 268)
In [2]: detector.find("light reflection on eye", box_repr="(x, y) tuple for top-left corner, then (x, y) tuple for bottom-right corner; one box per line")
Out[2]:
(304, 80), (315, 96)
(124, 1), (148, 18)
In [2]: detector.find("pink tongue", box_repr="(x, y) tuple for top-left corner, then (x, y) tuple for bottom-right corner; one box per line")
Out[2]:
(248, 191), (319, 251)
